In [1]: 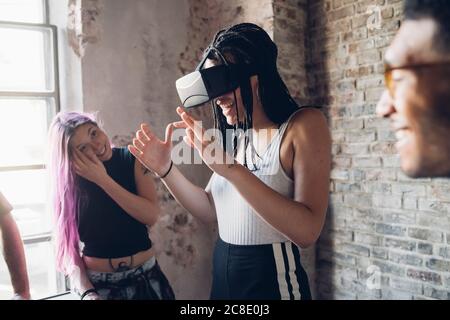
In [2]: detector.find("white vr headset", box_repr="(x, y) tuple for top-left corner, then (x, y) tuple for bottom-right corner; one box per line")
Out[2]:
(175, 48), (256, 108)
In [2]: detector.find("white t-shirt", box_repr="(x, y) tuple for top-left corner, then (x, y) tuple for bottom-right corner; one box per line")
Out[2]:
(0, 191), (13, 216)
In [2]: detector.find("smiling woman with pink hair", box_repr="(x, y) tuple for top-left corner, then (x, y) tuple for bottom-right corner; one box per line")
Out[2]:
(47, 111), (174, 300)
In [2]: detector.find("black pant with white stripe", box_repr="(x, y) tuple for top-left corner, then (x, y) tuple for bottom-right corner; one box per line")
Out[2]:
(210, 237), (312, 300)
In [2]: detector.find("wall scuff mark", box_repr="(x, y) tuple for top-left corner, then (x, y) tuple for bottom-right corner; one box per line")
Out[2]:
(67, 0), (103, 58)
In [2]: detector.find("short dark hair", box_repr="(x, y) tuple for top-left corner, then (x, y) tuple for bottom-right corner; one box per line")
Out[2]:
(404, 0), (450, 53)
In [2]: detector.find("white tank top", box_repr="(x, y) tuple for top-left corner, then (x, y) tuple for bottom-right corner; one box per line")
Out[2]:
(210, 110), (301, 245)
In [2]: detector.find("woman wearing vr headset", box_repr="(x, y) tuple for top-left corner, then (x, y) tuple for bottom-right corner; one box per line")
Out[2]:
(130, 23), (331, 299)
(48, 111), (175, 300)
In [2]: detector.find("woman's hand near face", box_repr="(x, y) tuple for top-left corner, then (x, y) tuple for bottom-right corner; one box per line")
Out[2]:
(72, 148), (109, 185)
(175, 107), (235, 177)
(128, 123), (174, 177)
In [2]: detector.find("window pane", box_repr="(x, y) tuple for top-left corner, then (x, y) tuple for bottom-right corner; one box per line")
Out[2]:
(0, 169), (51, 237)
(0, 26), (54, 91)
(0, 0), (44, 24)
(0, 98), (54, 167)
(0, 241), (61, 300)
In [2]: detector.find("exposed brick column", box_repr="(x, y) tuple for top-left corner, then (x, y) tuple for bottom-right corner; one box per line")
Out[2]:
(273, 0), (309, 105)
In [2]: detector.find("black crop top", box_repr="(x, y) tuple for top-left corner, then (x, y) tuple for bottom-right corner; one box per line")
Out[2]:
(77, 147), (152, 258)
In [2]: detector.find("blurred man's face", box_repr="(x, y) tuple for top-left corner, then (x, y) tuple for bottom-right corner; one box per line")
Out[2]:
(376, 19), (450, 178)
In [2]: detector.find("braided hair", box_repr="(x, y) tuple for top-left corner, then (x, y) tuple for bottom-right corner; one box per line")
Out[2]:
(201, 23), (300, 168)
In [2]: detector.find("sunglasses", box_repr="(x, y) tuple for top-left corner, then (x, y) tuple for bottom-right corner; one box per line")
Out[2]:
(384, 61), (450, 98)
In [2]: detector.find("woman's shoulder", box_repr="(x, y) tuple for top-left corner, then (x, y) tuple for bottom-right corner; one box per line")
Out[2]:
(285, 107), (330, 142)
(289, 106), (326, 123)
(288, 107), (327, 129)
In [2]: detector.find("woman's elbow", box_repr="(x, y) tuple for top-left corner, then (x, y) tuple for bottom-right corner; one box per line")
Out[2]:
(292, 227), (322, 249)
(294, 237), (316, 249)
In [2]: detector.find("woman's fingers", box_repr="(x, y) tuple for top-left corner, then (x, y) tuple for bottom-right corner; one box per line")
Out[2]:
(176, 106), (198, 120)
(177, 108), (195, 127)
(72, 157), (82, 170)
(128, 145), (143, 161)
(140, 123), (156, 140)
(77, 149), (93, 165)
(172, 121), (187, 128)
(178, 109), (204, 142)
(137, 129), (150, 143)
(72, 149), (86, 166)
(183, 127), (195, 148)
(186, 128), (203, 151)
(185, 127), (194, 141)
(164, 123), (175, 144)
(183, 135), (194, 148)
(72, 154), (85, 175)
(132, 137), (145, 151)
(84, 149), (99, 164)
(73, 163), (82, 175)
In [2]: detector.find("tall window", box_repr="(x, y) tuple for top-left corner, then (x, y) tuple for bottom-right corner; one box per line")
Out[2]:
(0, 0), (62, 299)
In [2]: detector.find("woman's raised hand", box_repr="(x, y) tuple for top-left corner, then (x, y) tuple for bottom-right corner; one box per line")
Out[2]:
(72, 149), (108, 185)
(128, 123), (174, 176)
(175, 106), (235, 177)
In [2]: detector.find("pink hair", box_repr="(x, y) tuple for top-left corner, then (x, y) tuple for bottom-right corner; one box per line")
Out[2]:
(47, 111), (98, 275)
